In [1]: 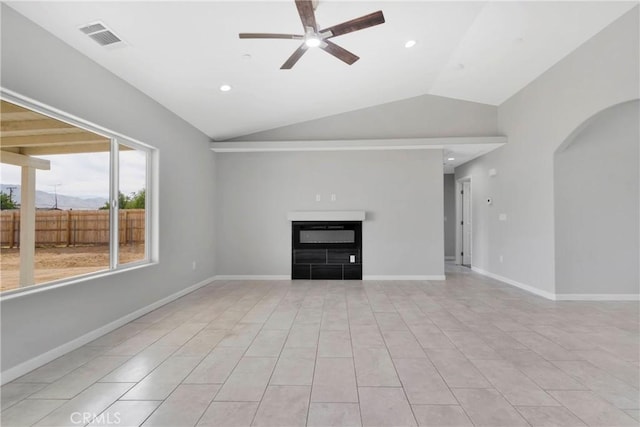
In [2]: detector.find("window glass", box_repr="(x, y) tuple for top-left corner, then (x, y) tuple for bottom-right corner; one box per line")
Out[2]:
(118, 143), (147, 265)
(0, 99), (153, 294)
(35, 152), (111, 285)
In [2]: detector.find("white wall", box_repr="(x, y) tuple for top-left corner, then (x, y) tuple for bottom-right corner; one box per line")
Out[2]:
(443, 174), (456, 259)
(215, 150), (444, 278)
(455, 7), (639, 297)
(1, 6), (217, 376)
(232, 94), (498, 141)
(555, 100), (639, 296)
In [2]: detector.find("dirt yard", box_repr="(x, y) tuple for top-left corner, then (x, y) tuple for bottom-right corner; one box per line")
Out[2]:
(0, 244), (145, 292)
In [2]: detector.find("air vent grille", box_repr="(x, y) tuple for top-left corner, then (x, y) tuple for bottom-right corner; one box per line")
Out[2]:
(79, 21), (123, 46)
(88, 31), (122, 46)
(79, 22), (106, 34)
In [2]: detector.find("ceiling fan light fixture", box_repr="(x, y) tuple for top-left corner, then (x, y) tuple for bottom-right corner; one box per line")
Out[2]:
(405, 40), (417, 48)
(305, 35), (321, 48)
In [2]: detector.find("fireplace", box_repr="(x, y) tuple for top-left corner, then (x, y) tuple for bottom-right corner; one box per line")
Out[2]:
(292, 221), (362, 280)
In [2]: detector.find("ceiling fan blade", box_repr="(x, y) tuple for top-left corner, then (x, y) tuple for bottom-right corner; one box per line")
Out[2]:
(320, 10), (385, 38)
(239, 33), (303, 40)
(281, 43), (309, 69)
(295, 0), (317, 31)
(320, 40), (359, 65)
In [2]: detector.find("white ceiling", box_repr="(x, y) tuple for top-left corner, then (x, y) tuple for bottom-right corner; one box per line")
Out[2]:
(6, 1), (637, 141)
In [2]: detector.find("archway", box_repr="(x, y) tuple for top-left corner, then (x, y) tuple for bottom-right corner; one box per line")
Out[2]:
(554, 100), (639, 297)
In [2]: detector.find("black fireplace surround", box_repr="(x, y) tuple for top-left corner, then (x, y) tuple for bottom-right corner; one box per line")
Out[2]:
(291, 221), (362, 280)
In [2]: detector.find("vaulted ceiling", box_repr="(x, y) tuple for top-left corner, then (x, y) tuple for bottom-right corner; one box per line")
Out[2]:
(5, 1), (637, 140)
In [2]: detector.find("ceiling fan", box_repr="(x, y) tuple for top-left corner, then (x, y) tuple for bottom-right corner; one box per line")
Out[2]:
(239, 0), (385, 69)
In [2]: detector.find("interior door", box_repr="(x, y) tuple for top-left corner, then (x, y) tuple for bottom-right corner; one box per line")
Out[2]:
(462, 181), (472, 266)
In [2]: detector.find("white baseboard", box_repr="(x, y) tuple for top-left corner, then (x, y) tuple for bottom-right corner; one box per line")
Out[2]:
(363, 275), (446, 281)
(214, 275), (289, 280)
(1, 275), (216, 385)
(214, 275), (447, 281)
(471, 266), (640, 301)
(445, 256), (456, 261)
(471, 266), (556, 300)
(555, 293), (640, 301)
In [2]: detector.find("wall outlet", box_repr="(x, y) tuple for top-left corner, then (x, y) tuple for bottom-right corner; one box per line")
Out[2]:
(331, 194), (336, 202)
(315, 194), (321, 202)
(499, 255), (503, 263)
(192, 261), (197, 270)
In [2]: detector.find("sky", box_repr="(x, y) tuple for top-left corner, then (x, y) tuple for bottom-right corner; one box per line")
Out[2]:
(0, 149), (146, 199)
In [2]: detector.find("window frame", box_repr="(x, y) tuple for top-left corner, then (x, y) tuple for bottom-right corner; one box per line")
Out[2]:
(0, 89), (158, 300)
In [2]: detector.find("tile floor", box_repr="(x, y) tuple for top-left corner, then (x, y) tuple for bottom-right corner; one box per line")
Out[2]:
(1, 265), (639, 426)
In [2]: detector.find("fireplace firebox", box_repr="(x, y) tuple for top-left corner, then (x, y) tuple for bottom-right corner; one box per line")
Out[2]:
(292, 221), (362, 280)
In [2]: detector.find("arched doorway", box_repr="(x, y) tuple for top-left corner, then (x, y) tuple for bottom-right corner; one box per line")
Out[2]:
(554, 100), (639, 296)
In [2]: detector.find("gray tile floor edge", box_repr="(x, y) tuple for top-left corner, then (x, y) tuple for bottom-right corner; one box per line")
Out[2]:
(1, 264), (638, 427)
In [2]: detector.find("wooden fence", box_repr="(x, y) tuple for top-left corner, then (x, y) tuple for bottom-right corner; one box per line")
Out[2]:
(0, 209), (145, 247)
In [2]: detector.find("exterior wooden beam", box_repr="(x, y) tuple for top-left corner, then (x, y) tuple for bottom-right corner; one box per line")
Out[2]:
(1, 132), (109, 148)
(19, 143), (116, 156)
(0, 150), (51, 170)
(1, 118), (77, 133)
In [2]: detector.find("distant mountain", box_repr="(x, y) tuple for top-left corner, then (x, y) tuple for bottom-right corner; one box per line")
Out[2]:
(0, 184), (108, 210)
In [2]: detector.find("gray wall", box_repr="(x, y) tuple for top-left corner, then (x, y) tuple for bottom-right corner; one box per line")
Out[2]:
(555, 101), (639, 295)
(231, 94), (498, 141)
(1, 6), (217, 373)
(456, 7), (639, 295)
(216, 150), (444, 277)
(443, 174), (456, 258)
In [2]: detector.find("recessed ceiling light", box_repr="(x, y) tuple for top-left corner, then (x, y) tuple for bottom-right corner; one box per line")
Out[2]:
(448, 157), (455, 161)
(219, 84), (232, 92)
(404, 40), (417, 48)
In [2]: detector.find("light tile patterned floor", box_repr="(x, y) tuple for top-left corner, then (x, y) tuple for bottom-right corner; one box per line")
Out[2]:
(1, 265), (639, 426)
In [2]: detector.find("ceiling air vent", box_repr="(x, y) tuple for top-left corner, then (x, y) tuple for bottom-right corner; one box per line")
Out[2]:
(79, 21), (123, 47)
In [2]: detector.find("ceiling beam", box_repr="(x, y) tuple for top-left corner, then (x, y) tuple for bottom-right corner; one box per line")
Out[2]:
(0, 150), (51, 170)
(1, 119), (78, 134)
(0, 112), (42, 121)
(1, 132), (109, 148)
(0, 102), (29, 114)
(18, 142), (120, 156)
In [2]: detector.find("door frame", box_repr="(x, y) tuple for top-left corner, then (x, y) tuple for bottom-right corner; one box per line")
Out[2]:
(455, 175), (472, 266)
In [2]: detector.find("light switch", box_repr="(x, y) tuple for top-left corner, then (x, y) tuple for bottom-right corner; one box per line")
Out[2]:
(349, 255), (356, 263)
(315, 194), (321, 202)
(331, 194), (336, 201)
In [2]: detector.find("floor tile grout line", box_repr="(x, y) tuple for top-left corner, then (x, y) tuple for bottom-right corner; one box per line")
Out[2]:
(3, 270), (638, 427)
(122, 281), (274, 427)
(346, 282), (366, 427)
(364, 280), (420, 426)
(182, 280), (276, 427)
(303, 281), (329, 427)
(399, 281), (478, 426)
(380, 281), (454, 426)
(238, 282), (309, 427)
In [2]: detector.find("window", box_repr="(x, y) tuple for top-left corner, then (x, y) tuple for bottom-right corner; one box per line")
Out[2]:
(0, 94), (155, 295)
